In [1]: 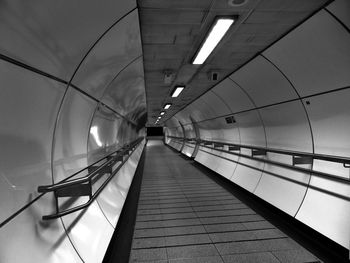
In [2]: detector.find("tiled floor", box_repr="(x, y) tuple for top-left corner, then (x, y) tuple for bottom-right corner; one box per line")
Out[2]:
(129, 140), (321, 263)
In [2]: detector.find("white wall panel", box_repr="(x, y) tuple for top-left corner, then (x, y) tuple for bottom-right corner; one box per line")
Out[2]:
(0, 61), (65, 222)
(72, 10), (142, 98)
(88, 106), (123, 164)
(61, 201), (114, 263)
(231, 55), (298, 106)
(221, 124), (241, 144)
(182, 144), (195, 157)
(53, 87), (97, 183)
(212, 79), (253, 113)
(254, 155), (310, 216)
(235, 110), (266, 147)
(259, 101), (312, 152)
(101, 57), (146, 121)
(263, 10), (350, 96)
(195, 148), (221, 172)
(183, 123), (196, 139)
(200, 91), (231, 117)
(189, 97), (217, 122)
(0, 195), (82, 263)
(214, 150), (239, 180)
(303, 90), (350, 157)
(174, 104), (195, 125)
(327, 0), (350, 29)
(296, 179), (350, 248)
(0, 0), (135, 80)
(231, 156), (264, 193)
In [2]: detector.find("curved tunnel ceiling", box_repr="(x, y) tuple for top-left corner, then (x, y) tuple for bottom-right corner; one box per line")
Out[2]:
(0, 0), (350, 262)
(140, 0), (330, 125)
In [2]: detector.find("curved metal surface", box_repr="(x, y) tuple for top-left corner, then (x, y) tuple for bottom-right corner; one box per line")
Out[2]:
(166, 0), (350, 249)
(1, 0), (350, 260)
(0, 60), (65, 222)
(0, 1), (147, 261)
(0, 0), (136, 80)
(72, 10), (142, 99)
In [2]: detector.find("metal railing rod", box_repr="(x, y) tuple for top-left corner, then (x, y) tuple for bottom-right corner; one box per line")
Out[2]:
(200, 144), (350, 184)
(200, 139), (350, 165)
(166, 136), (350, 165)
(199, 147), (350, 202)
(41, 138), (143, 220)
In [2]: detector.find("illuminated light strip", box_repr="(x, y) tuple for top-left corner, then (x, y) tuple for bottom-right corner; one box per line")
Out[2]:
(171, 86), (185, 97)
(164, 103), (172, 109)
(192, 17), (235, 65)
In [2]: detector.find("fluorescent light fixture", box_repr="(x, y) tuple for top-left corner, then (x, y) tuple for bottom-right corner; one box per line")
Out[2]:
(164, 103), (172, 110)
(160, 111), (165, 116)
(192, 17), (235, 65)
(171, 86), (185, 98)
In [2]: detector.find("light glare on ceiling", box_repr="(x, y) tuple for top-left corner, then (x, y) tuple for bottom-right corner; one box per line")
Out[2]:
(171, 86), (185, 97)
(192, 18), (234, 65)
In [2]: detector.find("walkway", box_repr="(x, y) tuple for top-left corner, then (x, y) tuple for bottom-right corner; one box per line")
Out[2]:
(129, 140), (320, 263)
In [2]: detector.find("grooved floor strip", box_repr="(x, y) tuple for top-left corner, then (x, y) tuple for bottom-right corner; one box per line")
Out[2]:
(129, 140), (321, 263)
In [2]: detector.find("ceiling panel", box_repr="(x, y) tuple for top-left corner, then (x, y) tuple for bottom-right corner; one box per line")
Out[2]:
(137, 0), (330, 126)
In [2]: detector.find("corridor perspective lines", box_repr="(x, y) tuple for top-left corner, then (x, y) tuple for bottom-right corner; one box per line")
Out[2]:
(129, 140), (320, 263)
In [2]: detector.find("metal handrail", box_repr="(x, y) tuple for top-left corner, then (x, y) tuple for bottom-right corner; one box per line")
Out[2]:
(167, 136), (350, 201)
(198, 147), (350, 202)
(38, 157), (115, 193)
(167, 136), (350, 166)
(200, 144), (350, 184)
(201, 139), (350, 165)
(37, 137), (144, 220)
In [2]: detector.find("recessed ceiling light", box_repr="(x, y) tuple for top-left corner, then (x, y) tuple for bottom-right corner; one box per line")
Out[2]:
(160, 111), (165, 116)
(171, 86), (185, 98)
(192, 17), (235, 65)
(164, 103), (172, 110)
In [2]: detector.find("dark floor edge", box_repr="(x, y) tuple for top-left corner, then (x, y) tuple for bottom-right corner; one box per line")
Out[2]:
(103, 146), (146, 263)
(166, 144), (350, 263)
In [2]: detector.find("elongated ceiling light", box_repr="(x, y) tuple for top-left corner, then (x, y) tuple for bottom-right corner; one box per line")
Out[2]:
(164, 103), (172, 110)
(171, 86), (185, 97)
(160, 111), (165, 116)
(192, 17), (235, 65)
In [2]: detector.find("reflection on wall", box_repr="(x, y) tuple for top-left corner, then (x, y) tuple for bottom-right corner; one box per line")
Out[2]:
(165, 0), (350, 249)
(0, 1), (147, 263)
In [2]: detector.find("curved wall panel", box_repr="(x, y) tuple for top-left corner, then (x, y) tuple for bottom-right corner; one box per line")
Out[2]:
(0, 1), (147, 262)
(0, 0), (135, 80)
(165, 0), (350, 249)
(0, 195), (82, 263)
(234, 110), (266, 147)
(53, 87), (98, 183)
(327, 0), (350, 29)
(231, 156), (264, 193)
(88, 105), (123, 163)
(303, 90), (350, 157)
(72, 10), (142, 99)
(211, 79), (253, 113)
(0, 60), (65, 222)
(259, 101), (312, 152)
(296, 178), (350, 248)
(263, 10), (350, 96)
(231, 55), (298, 106)
(101, 57), (146, 122)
